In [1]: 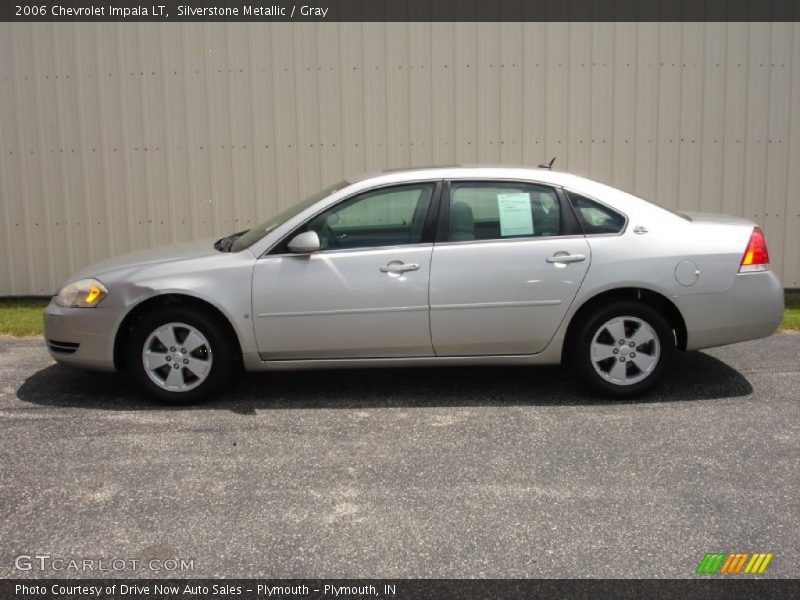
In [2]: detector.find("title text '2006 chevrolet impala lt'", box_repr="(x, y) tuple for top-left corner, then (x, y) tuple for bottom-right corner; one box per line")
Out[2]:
(44, 167), (784, 403)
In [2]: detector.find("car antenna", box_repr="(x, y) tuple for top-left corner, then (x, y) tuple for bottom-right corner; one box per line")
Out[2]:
(538, 157), (556, 169)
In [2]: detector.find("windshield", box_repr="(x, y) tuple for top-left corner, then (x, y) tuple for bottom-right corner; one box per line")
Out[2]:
(230, 181), (348, 252)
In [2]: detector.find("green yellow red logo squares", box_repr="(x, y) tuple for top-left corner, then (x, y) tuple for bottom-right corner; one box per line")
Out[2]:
(696, 552), (774, 574)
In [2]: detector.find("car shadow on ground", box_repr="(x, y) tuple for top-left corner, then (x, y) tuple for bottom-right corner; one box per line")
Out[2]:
(16, 350), (753, 413)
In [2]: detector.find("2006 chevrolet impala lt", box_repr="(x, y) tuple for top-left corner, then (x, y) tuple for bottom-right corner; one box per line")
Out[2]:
(44, 166), (784, 403)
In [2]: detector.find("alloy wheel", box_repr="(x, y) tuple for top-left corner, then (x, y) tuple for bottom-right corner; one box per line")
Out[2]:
(142, 322), (213, 392)
(589, 315), (661, 386)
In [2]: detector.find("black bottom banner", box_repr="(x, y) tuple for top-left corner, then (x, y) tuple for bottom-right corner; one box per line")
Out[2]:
(2, 579), (799, 600)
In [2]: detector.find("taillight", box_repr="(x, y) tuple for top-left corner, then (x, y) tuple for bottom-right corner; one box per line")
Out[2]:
(739, 226), (770, 272)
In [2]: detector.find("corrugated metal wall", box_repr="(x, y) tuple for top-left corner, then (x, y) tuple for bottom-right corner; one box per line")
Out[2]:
(1, 22), (798, 295)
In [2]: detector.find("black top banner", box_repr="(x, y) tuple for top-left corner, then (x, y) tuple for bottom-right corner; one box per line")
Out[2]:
(1, 0), (800, 22)
(2, 579), (800, 600)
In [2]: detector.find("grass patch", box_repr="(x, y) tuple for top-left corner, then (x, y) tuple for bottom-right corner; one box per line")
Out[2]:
(0, 294), (798, 337)
(782, 295), (800, 331)
(0, 298), (49, 337)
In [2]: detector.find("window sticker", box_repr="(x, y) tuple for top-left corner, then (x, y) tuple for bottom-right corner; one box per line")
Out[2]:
(497, 193), (534, 237)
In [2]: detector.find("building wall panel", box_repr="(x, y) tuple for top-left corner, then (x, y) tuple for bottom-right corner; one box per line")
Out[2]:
(520, 23), (547, 166)
(0, 21), (798, 294)
(698, 22), (726, 215)
(781, 22), (800, 288)
(590, 22), (614, 184)
(611, 21), (636, 189)
(0, 25), (26, 292)
(452, 22), (478, 165)
(763, 23), (792, 282)
(430, 22), (455, 166)
(633, 21), (660, 201)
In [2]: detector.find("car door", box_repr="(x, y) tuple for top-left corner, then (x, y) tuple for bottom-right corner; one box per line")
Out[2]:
(252, 182), (439, 359)
(429, 180), (591, 356)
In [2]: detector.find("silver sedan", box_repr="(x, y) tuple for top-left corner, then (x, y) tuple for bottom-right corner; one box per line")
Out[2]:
(44, 167), (784, 403)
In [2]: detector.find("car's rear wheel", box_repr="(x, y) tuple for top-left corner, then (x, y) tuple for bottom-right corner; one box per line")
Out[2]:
(127, 307), (233, 404)
(574, 301), (675, 397)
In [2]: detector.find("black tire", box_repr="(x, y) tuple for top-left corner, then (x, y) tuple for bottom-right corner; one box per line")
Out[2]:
(126, 306), (234, 404)
(573, 301), (675, 398)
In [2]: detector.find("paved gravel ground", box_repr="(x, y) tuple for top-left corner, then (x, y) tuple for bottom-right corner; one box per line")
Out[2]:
(0, 335), (797, 579)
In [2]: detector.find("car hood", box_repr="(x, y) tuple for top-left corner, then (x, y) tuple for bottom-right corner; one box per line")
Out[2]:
(66, 238), (220, 283)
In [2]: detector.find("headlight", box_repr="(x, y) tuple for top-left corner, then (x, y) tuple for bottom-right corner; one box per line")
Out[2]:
(55, 278), (108, 308)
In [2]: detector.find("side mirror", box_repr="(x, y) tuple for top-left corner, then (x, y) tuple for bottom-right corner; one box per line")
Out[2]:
(287, 231), (321, 254)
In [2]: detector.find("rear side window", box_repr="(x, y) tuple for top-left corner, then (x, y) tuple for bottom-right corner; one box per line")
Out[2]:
(568, 192), (626, 235)
(447, 181), (562, 241)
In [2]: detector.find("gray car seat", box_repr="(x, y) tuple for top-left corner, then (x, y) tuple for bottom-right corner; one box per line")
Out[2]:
(450, 202), (476, 241)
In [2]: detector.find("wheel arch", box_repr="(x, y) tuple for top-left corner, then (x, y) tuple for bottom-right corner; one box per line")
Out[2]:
(561, 287), (687, 364)
(113, 293), (243, 371)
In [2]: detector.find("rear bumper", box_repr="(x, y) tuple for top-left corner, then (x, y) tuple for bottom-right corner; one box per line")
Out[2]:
(679, 270), (784, 351)
(44, 299), (117, 371)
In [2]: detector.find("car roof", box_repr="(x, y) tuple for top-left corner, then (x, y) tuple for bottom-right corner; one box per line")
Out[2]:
(348, 165), (601, 190)
(345, 165), (669, 220)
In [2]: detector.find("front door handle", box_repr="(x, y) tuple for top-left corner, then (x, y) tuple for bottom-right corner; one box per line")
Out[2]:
(546, 253), (587, 264)
(380, 261), (420, 273)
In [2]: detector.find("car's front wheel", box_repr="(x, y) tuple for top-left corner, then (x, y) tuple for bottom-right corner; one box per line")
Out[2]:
(127, 307), (233, 403)
(574, 301), (675, 398)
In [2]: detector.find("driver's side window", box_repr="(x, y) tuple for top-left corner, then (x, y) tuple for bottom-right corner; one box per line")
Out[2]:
(304, 183), (435, 251)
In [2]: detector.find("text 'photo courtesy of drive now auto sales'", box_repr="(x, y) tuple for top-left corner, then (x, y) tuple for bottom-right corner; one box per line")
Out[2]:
(14, 582), (393, 597)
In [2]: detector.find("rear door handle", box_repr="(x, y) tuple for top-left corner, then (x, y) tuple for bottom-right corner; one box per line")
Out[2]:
(380, 261), (420, 273)
(546, 253), (586, 264)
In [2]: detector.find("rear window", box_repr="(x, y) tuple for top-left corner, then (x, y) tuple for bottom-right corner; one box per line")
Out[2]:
(567, 192), (626, 235)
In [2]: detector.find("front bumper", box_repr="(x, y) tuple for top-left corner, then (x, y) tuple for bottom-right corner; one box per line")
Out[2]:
(44, 299), (118, 371)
